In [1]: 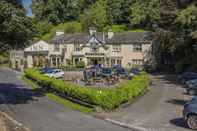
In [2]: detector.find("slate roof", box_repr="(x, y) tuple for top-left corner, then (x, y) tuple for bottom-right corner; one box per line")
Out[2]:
(51, 31), (152, 45)
(106, 32), (152, 44)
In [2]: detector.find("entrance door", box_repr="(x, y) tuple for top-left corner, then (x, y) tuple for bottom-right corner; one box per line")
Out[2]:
(89, 58), (104, 66)
(93, 59), (98, 65)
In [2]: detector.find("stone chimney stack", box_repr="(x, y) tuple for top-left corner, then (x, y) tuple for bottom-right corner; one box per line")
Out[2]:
(56, 30), (64, 36)
(108, 29), (114, 39)
(89, 27), (97, 35)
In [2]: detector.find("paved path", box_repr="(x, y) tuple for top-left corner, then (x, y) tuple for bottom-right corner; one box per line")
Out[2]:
(98, 74), (193, 131)
(0, 68), (130, 131)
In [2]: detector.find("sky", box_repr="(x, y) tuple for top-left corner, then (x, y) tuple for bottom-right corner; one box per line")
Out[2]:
(21, 0), (33, 17)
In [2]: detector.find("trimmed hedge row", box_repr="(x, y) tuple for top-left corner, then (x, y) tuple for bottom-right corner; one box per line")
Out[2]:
(24, 68), (149, 110)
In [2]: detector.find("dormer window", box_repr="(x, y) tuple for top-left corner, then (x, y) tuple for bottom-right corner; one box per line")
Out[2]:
(91, 47), (99, 52)
(54, 44), (60, 52)
(74, 44), (80, 52)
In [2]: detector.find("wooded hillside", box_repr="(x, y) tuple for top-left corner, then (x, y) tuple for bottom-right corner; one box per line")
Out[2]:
(0, 0), (196, 72)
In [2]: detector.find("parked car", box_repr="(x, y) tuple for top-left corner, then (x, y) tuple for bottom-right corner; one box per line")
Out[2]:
(40, 67), (54, 73)
(186, 81), (197, 95)
(130, 68), (141, 75)
(186, 79), (197, 88)
(179, 72), (197, 84)
(101, 68), (113, 77)
(127, 68), (141, 78)
(113, 66), (128, 78)
(183, 97), (197, 129)
(44, 69), (65, 79)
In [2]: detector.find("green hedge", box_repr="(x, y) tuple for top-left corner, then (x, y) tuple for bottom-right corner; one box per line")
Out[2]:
(24, 68), (149, 110)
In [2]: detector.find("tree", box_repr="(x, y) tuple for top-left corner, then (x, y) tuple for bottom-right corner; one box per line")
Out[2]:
(176, 5), (197, 30)
(0, 1), (36, 51)
(32, 0), (83, 24)
(107, 0), (132, 24)
(80, 0), (109, 31)
(130, 0), (161, 28)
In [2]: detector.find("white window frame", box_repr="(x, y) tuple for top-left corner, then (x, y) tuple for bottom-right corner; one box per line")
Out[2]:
(133, 44), (142, 52)
(54, 44), (60, 52)
(74, 44), (80, 52)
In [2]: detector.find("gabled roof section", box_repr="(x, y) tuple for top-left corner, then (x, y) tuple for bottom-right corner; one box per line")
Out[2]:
(35, 40), (49, 45)
(51, 31), (152, 45)
(25, 40), (49, 52)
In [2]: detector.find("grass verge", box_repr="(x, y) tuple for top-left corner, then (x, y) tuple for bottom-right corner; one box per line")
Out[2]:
(22, 76), (94, 114)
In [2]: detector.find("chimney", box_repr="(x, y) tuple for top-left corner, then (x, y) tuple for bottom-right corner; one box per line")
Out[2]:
(108, 29), (114, 39)
(89, 27), (96, 35)
(56, 30), (64, 36)
(103, 33), (106, 43)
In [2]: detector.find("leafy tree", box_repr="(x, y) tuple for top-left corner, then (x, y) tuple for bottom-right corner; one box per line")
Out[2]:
(33, 19), (53, 38)
(176, 5), (197, 30)
(80, 0), (98, 10)
(80, 0), (108, 31)
(107, 0), (132, 24)
(32, 0), (83, 24)
(130, 0), (161, 28)
(0, 1), (35, 51)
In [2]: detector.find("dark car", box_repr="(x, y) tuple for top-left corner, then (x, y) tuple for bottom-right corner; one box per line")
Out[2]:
(101, 68), (113, 77)
(186, 81), (197, 95)
(113, 66), (128, 77)
(179, 72), (197, 84)
(183, 97), (197, 129)
(40, 67), (54, 73)
(130, 68), (140, 75)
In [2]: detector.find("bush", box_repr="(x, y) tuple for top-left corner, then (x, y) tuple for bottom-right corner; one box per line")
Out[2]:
(24, 68), (149, 110)
(111, 25), (127, 32)
(0, 54), (9, 64)
(76, 61), (85, 69)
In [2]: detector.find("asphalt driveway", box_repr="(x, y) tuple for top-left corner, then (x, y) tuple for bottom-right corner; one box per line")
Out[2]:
(0, 68), (130, 131)
(98, 74), (193, 131)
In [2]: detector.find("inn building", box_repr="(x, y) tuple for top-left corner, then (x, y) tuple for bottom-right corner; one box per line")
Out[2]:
(10, 29), (154, 70)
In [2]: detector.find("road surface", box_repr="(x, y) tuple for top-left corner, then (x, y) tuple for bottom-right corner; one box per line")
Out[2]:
(0, 68), (130, 131)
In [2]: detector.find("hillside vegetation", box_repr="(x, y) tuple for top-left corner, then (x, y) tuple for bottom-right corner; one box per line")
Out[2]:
(0, 0), (196, 72)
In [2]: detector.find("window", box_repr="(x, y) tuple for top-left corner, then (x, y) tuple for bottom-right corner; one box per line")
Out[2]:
(63, 45), (67, 53)
(117, 59), (122, 65)
(90, 47), (99, 52)
(112, 45), (121, 52)
(38, 45), (43, 51)
(54, 44), (60, 52)
(111, 59), (116, 65)
(132, 59), (143, 65)
(33, 45), (37, 51)
(133, 44), (142, 52)
(74, 44), (80, 52)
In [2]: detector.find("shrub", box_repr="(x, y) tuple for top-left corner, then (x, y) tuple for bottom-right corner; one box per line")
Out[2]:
(0, 54), (9, 64)
(111, 25), (126, 32)
(24, 68), (149, 110)
(76, 61), (85, 69)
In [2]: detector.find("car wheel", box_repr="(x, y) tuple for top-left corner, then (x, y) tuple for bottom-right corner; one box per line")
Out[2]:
(187, 114), (197, 130)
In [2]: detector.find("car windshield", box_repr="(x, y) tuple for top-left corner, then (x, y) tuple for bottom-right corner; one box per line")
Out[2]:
(45, 70), (54, 73)
(103, 68), (112, 74)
